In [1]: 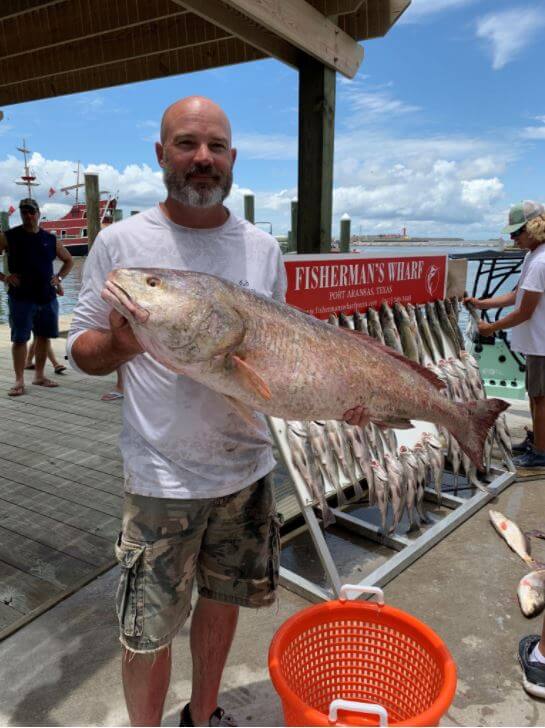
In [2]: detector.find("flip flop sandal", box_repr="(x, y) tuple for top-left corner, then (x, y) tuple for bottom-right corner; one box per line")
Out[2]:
(8, 385), (25, 397)
(54, 365), (67, 374)
(100, 391), (124, 401)
(32, 379), (59, 388)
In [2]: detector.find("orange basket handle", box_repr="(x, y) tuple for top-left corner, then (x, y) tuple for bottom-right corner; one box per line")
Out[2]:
(328, 699), (388, 726)
(339, 584), (385, 605)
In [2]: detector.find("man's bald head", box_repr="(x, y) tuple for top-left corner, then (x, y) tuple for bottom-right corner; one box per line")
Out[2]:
(160, 96), (232, 146)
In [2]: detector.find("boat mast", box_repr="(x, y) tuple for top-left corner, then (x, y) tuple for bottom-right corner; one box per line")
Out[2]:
(60, 160), (84, 205)
(15, 139), (39, 198)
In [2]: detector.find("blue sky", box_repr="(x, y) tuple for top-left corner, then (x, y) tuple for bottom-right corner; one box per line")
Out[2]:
(1, 0), (544, 239)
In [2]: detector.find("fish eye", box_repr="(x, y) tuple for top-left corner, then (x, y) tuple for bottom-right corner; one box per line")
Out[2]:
(146, 276), (161, 288)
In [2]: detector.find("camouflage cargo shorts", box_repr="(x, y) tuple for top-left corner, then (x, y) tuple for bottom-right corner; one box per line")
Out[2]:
(115, 473), (281, 653)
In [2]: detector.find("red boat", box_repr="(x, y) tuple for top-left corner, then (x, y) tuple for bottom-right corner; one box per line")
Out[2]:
(14, 142), (119, 255)
(41, 197), (118, 256)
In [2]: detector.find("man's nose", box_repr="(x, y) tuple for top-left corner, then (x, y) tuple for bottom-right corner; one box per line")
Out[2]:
(193, 143), (214, 165)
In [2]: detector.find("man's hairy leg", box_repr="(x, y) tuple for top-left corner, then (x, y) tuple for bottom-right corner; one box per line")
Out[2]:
(34, 336), (48, 381)
(122, 646), (172, 726)
(190, 597), (239, 724)
(11, 342), (26, 387)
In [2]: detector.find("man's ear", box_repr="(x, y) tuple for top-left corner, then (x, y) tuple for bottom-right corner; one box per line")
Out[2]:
(156, 142), (165, 168)
(230, 147), (237, 167)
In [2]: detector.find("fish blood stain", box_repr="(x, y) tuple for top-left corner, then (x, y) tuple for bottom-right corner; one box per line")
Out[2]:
(500, 522), (507, 530)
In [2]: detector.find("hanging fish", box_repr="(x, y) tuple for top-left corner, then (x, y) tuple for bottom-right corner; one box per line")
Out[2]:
(370, 458), (389, 533)
(287, 422), (334, 527)
(353, 310), (369, 335)
(399, 446), (420, 531)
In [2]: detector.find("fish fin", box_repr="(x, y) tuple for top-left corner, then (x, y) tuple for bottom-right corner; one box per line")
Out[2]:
(222, 394), (259, 427)
(230, 355), (272, 401)
(448, 398), (510, 470)
(373, 418), (414, 430)
(341, 328), (446, 391)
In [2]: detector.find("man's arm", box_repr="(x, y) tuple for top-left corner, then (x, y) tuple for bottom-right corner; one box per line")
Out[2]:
(479, 289), (541, 336)
(53, 239), (74, 284)
(464, 289), (517, 310)
(71, 309), (143, 375)
(0, 231), (20, 286)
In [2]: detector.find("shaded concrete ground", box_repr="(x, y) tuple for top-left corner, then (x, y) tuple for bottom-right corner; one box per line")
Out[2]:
(1, 409), (545, 726)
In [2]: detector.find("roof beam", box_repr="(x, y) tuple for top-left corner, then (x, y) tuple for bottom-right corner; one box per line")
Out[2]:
(309, 0), (364, 17)
(219, 0), (363, 77)
(172, 0), (300, 70)
(0, 36), (265, 106)
(0, 0), (188, 60)
(0, 0), (68, 22)
(0, 13), (233, 88)
(339, 0), (410, 40)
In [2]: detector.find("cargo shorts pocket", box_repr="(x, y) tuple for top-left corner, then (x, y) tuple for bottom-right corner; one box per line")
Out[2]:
(115, 535), (146, 638)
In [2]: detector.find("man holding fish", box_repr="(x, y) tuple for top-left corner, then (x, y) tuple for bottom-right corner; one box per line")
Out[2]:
(466, 201), (545, 471)
(67, 95), (371, 727)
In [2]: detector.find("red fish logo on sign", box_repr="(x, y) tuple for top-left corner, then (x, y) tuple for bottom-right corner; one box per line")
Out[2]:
(425, 263), (440, 298)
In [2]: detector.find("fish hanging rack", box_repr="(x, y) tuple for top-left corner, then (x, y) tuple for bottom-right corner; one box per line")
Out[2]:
(268, 299), (516, 603)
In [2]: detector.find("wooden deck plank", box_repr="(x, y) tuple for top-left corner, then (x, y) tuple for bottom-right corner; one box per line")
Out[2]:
(0, 478), (120, 539)
(0, 526), (95, 588)
(0, 601), (26, 631)
(0, 418), (122, 460)
(0, 435), (124, 477)
(0, 459), (122, 514)
(0, 499), (114, 566)
(0, 409), (120, 445)
(0, 451), (123, 495)
(0, 446), (123, 492)
(0, 561), (64, 614)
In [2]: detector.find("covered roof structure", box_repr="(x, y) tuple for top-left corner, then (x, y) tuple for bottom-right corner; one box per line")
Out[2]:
(0, 0), (410, 251)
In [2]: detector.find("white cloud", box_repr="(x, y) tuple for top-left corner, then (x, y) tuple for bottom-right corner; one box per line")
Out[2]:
(476, 7), (545, 70)
(234, 133), (297, 160)
(402, 0), (477, 22)
(0, 127), (519, 239)
(521, 118), (545, 140)
(340, 86), (420, 117)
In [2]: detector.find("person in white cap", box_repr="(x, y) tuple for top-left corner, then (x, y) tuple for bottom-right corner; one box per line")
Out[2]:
(465, 200), (545, 470)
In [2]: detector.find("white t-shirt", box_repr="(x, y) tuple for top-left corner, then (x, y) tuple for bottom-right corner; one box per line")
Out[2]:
(67, 205), (287, 499)
(511, 244), (545, 355)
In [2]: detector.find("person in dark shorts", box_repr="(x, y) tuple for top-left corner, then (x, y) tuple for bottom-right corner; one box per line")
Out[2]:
(0, 197), (73, 396)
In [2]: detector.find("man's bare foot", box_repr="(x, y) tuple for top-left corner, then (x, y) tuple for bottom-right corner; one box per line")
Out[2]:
(8, 384), (25, 397)
(32, 378), (59, 388)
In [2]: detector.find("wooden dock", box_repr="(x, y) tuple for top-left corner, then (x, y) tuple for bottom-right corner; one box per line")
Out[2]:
(0, 315), (300, 640)
(0, 316), (123, 639)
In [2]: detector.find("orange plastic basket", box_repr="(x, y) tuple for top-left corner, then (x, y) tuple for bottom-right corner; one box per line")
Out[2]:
(269, 585), (456, 726)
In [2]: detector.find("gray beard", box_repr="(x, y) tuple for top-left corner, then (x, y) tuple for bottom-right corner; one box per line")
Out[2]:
(163, 167), (232, 209)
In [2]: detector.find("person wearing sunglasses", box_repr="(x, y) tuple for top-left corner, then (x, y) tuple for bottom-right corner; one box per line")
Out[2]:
(464, 200), (545, 470)
(0, 197), (73, 396)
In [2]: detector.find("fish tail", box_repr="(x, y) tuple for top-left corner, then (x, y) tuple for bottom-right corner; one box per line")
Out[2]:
(448, 398), (510, 469)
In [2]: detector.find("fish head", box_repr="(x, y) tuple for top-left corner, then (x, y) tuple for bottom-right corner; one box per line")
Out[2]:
(107, 268), (245, 365)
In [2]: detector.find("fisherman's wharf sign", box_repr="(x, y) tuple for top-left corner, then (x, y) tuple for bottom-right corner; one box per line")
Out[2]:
(284, 253), (447, 319)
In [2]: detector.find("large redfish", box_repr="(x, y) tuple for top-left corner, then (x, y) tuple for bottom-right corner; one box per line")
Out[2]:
(104, 268), (508, 468)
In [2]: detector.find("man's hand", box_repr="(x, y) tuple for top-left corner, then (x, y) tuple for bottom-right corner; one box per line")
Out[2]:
(5, 273), (20, 287)
(56, 282), (64, 296)
(463, 296), (487, 310)
(478, 320), (495, 337)
(109, 309), (144, 359)
(343, 405), (371, 428)
(51, 274), (63, 287)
